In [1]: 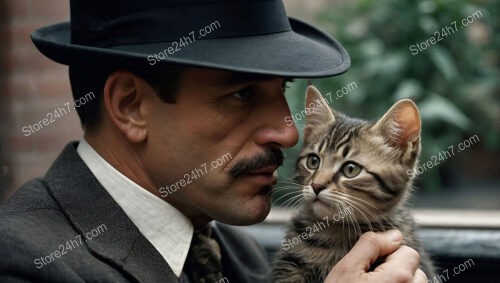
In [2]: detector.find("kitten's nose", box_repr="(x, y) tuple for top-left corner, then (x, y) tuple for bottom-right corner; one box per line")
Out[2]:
(311, 183), (326, 195)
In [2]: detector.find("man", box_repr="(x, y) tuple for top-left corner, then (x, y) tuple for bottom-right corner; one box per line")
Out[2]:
(0, 0), (427, 282)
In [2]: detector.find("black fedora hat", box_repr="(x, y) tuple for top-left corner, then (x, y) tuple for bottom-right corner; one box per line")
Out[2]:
(31, 0), (350, 78)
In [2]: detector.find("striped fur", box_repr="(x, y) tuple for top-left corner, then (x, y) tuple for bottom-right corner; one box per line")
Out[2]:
(273, 86), (436, 282)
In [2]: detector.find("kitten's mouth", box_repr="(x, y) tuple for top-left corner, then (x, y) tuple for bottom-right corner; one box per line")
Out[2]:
(313, 196), (330, 208)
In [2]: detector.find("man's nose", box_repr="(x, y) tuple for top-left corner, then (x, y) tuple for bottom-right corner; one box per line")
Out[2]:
(255, 93), (299, 149)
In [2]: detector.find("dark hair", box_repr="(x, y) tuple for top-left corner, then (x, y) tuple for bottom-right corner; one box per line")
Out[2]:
(69, 64), (184, 133)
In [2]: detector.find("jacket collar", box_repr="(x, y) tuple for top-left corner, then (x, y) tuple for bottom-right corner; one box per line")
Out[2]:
(44, 142), (178, 283)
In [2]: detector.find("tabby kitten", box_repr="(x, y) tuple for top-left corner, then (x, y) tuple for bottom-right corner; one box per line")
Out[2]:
(273, 86), (436, 282)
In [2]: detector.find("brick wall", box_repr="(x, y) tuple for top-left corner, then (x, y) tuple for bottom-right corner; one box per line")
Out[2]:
(0, 0), (82, 201)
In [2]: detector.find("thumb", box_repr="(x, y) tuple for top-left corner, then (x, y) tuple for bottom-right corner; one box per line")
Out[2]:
(346, 230), (402, 270)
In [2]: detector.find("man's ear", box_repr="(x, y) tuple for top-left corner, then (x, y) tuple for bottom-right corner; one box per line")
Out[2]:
(103, 70), (149, 143)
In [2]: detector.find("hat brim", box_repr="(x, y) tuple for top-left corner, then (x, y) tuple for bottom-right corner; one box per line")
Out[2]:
(31, 18), (350, 78)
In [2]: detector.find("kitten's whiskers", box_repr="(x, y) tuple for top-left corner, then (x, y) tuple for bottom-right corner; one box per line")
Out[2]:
(332, 192), (386, 232)
(271, 187), (301, 207)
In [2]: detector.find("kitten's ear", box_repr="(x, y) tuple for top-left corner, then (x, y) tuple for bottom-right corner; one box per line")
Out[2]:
(373, 99), (421, 148)
(304, 86), (335, 137)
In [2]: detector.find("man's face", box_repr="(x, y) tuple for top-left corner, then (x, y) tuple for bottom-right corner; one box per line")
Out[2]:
(140, 68), (299, 226)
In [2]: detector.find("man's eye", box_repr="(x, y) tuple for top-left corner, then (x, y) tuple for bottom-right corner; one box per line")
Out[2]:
(233, 88), (252, 100)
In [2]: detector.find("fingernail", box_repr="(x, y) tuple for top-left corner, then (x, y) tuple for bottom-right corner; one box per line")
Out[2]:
(388, 230), (402, 242)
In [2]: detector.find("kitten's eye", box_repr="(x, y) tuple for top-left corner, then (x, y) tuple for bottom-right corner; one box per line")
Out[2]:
(306, 154), (321, 170)
(233, 88), (252, 100)
(342, 162), (362, 178)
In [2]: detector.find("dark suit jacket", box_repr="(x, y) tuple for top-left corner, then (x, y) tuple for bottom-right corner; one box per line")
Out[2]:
(0, 142), (272, 283)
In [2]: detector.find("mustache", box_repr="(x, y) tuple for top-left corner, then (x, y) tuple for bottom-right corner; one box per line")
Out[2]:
(229, 148), (284, 177)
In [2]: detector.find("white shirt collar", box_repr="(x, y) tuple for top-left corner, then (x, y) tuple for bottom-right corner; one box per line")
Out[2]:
(76, 139), (193, 277)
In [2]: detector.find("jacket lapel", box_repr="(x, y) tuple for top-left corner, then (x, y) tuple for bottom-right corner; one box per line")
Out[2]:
(44, 142), (178, 283)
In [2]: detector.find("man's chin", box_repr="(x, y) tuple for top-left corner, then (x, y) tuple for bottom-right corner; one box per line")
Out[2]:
(247, 185), (273, 222)
(218, 195), (272, 226)
(250, 198), (272, 224)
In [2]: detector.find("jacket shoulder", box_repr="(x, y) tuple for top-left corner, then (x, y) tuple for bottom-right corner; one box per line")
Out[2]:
(1, 178), (58, 214)
(0, 178), (84, 281)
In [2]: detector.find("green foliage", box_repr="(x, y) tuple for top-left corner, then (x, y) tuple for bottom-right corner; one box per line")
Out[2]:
(281, 0), (499, 191)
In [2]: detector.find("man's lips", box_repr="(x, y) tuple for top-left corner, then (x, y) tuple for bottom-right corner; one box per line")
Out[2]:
(249, 165), (279, 175)
(245, 165), (278, 186)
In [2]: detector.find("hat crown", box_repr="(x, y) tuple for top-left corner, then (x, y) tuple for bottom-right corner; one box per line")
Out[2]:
(69, 0), (290, 47)
(70, 0), (250, 17)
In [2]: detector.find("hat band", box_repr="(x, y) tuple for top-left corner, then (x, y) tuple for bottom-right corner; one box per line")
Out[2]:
(71, 0), (292, 47)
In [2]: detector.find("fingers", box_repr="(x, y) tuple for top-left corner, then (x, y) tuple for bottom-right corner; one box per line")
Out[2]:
(345, 230), (403, 270)
(413, 269), (428, 283)
(373, 245), (421, 282)
(326, 230), (425, 283)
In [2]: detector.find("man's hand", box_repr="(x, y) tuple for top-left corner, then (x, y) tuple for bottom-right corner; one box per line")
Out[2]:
(325, 230), (427, 283)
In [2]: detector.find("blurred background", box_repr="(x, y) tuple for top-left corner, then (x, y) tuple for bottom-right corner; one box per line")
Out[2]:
(0, 0), (499, 211)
